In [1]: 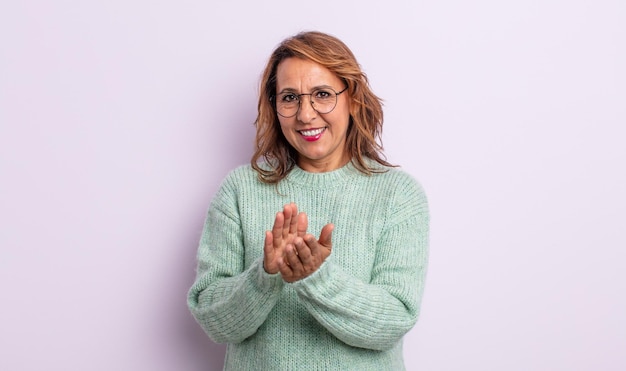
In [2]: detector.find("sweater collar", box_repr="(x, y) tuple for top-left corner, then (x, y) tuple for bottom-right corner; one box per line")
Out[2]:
(284, 160), (361, 189)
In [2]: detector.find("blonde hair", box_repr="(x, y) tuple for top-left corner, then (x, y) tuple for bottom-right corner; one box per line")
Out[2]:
(252, 31), (394, 183)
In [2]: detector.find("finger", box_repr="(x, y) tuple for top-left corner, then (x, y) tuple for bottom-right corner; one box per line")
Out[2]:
(297, 212), (308, 237)
(272, 211), (285, 243)
(308, 223), (333, 257)
(285, 244), (303, 273)
(277, 256), (292, 276)
(304, 233), (319, 257)
(319, 223), (334, 249)
(281, 204), (291, 238)
(288, 203), (299, 235)
(263, 230), (273, 256)
(294, 237), (312, 266)
(263, 230), (277, 273)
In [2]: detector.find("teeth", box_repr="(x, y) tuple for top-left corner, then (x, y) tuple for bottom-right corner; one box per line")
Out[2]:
(300, 128), (324, 136)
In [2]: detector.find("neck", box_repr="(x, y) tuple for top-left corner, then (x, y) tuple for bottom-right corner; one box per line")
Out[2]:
(297, 154), (351, 173)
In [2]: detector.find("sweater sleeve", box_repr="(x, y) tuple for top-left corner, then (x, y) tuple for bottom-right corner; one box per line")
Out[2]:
(290, 175), (429, 351)
(187, 175), (284, 344)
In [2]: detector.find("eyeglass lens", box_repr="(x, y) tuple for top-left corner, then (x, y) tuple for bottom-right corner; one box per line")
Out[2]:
(276, 88), (339, 118)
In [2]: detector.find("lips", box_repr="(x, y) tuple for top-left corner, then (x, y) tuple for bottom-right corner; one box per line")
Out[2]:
(298, 127), (326, 141)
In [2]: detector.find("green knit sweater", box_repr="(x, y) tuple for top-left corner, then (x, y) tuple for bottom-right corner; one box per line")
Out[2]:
(188, 160), (429, 370)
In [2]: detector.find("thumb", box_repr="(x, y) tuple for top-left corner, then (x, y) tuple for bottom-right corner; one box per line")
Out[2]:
(318, 223), (334, 249)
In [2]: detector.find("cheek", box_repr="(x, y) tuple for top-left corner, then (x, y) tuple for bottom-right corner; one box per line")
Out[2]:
(335, 102), (352, 126)
(332, 110), (352, 132)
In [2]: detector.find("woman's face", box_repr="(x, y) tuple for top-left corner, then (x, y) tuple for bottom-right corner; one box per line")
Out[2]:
(275, 57), (351, 173)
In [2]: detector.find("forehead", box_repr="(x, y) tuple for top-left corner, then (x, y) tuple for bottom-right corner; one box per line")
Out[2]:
(275, 57), (342, 91)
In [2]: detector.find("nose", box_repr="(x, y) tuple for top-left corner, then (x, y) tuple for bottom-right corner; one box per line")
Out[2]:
(296, 96), (317, 123)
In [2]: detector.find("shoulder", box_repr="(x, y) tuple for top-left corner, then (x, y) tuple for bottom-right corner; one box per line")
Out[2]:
(217, 163), (281, 197)
(212, 164), (259, 200)
(210, 164), (267, 215)
(369, 166), (429, 216)
(220, 164), (262, 188)
(372, 165), (426, 194)
(227, 163), (257, 178)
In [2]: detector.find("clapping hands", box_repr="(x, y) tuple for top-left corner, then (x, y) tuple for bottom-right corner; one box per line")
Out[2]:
(263, 203), (333, 283)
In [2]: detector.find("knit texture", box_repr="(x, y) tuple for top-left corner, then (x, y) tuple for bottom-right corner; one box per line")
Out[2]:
(188, 160), (429, 370)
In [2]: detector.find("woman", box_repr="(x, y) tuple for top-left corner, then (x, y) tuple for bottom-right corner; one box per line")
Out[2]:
(188, 31), (429, 370)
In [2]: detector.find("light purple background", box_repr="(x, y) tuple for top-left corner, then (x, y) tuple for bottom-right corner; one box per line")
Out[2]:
(1, 1), (625, 370)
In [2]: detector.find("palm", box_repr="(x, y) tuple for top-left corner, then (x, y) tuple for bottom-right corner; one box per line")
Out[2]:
(264, 203), (307, 274)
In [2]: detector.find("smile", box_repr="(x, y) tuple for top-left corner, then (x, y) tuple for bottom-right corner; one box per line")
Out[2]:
(298, 127), (326, 141)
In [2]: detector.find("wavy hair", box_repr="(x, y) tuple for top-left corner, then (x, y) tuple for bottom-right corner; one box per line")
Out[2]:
(252, 31), (394, 183)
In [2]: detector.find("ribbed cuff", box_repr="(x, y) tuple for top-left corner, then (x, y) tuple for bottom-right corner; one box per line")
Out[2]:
(254, 257), (284, 292)
(290, 260), (333, 294)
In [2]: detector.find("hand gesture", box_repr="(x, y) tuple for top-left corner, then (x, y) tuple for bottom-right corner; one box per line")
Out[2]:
(278, 223), (334, 283)
(263, 203), (307, 274)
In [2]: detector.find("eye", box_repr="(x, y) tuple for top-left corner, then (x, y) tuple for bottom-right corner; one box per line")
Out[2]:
(314, 89), (332, 100)
(280, 93), (298, 103)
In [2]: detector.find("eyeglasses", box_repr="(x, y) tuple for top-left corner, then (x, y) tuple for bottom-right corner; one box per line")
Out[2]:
(274, 86), (348, 118)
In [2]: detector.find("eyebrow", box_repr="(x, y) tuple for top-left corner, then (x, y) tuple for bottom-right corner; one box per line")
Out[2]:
(277, 84), (335, 94)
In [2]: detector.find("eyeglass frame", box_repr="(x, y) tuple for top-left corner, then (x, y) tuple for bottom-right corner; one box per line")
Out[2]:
(271, 86), (349, 118)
